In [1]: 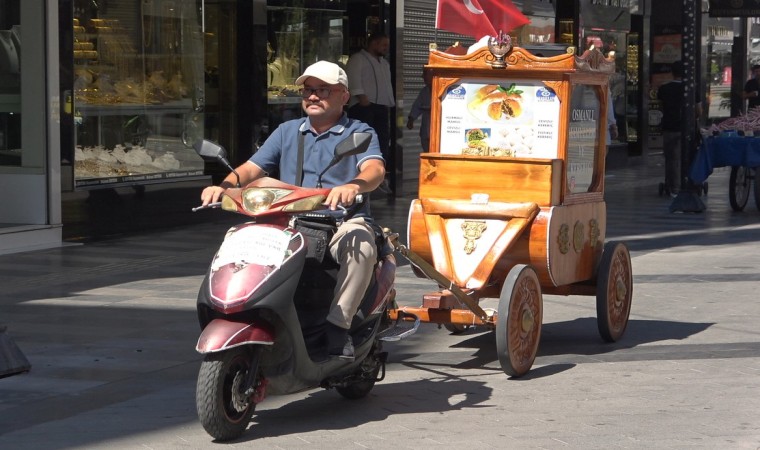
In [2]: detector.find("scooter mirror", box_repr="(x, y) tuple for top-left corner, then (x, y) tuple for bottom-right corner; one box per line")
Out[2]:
(334, 132), (372, 158)
(193, 139), (228, 161)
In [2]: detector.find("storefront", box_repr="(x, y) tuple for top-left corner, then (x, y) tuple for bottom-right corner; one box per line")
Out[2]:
(557, 0), (647, 159)
(0, 1), (62, 254)
(55, 0), (393, 241)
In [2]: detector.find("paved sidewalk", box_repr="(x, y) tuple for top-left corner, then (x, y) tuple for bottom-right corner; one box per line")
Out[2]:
(1, 160), (760, 449)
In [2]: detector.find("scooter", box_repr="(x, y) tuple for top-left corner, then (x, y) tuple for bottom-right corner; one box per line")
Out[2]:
(191, 133), (419, 441)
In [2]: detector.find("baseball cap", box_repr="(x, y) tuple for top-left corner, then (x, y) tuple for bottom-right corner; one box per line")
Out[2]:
(295, 61), (348, 88)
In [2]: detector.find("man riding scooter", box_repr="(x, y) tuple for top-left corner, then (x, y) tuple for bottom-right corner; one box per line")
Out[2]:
(200, 60), (385, 360)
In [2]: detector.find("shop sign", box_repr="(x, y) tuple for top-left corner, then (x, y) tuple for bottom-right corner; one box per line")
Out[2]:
(709, 0), (760, 17)
(581, 0), (631, 31)
(653, 34), (681, 64)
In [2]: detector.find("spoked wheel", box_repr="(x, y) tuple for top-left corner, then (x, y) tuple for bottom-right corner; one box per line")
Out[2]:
(596, 241), (633, 343)
(729, 166), (751, 211)
(495, 264), (543, 377)
(753, 168), (760, 211)
(196, 347), (261, 441)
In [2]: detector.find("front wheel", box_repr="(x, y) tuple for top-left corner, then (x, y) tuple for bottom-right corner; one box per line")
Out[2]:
(495, 264), (543, 377)
(196, 347), (261, 441)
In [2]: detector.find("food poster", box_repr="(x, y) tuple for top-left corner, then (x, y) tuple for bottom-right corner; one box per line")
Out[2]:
(438, 79), (560, 158)
(567, 84), (601, 193)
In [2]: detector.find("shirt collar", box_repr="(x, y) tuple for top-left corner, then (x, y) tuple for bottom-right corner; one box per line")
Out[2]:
(300, 113), (349, 136)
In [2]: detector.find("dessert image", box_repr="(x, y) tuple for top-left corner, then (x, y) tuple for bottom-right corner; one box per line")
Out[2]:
(468, 83), (524, 121)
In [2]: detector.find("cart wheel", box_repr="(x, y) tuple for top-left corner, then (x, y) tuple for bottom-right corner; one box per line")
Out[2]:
(729, 166), (751, 211)
(596, 241), (633, 343)
(496, 264), (543, 377)
(443, 323), (471, 334)
(753, 168), (760, 212)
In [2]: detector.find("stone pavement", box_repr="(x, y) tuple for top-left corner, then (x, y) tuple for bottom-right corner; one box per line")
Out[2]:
(1, 158), (760, 449)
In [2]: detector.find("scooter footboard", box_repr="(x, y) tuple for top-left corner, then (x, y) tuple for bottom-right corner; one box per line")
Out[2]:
(196, 318), (275, 354)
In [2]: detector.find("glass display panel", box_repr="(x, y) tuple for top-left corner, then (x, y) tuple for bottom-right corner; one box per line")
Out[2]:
(71, 0), (205, 188)
(0, 0), (21, 166)
(438, 78), (561, 158)
(266, 6), (346, 129)
(567, 84), (601, 193)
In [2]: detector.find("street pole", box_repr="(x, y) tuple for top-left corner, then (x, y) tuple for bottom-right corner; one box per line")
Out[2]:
(669, 0), (706, 213)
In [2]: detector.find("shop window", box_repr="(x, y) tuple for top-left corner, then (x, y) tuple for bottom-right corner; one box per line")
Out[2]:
(0, 0), (20, 166)
(71, 0), (206, 188)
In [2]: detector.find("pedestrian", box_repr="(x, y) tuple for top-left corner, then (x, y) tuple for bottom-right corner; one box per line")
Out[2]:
(606, 87), (618, 154)
(345, 32), (395, 193)
(406, 67), (433, 152)
(741, 64), (760, 111)
(657, 62), (701, 197)
(200, 61), (386, 360)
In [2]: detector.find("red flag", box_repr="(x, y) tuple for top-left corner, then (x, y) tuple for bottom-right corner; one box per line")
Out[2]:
(436, 0), (530, 40)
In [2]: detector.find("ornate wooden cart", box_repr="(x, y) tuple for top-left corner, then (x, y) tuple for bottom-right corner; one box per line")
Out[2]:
(389, 44), (633, 377)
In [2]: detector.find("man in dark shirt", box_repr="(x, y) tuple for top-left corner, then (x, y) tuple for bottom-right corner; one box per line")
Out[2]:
(658, 62), (701, 196)
(742, 64), (760, 110)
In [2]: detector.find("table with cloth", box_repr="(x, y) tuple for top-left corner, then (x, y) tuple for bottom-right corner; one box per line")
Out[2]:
(690, 136), (760, 184)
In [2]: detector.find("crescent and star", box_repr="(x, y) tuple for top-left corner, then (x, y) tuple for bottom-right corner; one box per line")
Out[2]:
(462, 0), (484, 15)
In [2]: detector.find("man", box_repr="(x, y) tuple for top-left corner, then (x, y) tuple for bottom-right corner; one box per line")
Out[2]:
(406, 67), (432, 152)
(742, 64), (760, 111)
(200, 61), (386, 360)
(657, 62), (701, 197)
(346, 32), (395, 192)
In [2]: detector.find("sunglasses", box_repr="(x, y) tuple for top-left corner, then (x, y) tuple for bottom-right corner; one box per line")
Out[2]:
(300, 87), (342, 99)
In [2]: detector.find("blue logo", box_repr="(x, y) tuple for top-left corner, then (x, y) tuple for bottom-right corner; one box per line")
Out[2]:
(446, 84), (467, 99)
(535, 87), (557, 101)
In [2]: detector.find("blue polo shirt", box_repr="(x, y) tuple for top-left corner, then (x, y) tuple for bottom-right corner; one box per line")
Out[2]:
(250, 113), (384, 218)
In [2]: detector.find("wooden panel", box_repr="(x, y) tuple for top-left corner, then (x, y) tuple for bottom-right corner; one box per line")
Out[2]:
(419, 154), (562, 206)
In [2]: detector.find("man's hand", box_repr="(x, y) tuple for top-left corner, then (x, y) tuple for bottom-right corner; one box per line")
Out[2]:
(325, 183), (361, 210)
(201, 185), (226, 206)
(406, 117), (414, 130)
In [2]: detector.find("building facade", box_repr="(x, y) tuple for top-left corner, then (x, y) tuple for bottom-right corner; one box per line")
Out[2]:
(0, 0), (753, 254)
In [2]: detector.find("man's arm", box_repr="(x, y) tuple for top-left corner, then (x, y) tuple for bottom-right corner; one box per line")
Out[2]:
(324, 159), (385, 210)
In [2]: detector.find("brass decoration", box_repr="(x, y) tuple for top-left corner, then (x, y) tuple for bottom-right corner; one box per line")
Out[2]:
(589, 219), (600, 248)
(486, 32), (513, 69)
(573, 220), (585, 253)
(423, 160), (437, 182)
(462, 220), (487, 254)
(557, 223), (570, 254)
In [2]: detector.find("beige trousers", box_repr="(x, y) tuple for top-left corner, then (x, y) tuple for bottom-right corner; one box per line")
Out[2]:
(325, 217), (377, 329)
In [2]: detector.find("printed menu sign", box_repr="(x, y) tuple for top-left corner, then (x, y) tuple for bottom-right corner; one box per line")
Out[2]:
(439, 79), (561, 158)
(567, 84), (600, 193)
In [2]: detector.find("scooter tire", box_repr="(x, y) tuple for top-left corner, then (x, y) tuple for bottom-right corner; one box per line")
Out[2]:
(196, 348), (258, 441)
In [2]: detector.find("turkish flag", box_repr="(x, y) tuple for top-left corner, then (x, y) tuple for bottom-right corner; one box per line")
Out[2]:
(436, 0), (530, 40)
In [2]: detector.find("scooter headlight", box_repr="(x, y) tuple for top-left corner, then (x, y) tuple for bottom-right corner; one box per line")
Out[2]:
(241, 188), (292, 213)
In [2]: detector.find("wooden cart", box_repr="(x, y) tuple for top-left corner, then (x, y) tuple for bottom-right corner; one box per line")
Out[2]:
(389, 43), (633, 377)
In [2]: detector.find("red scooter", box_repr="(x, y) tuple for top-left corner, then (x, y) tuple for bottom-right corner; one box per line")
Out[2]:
(191, 133), (418, 441)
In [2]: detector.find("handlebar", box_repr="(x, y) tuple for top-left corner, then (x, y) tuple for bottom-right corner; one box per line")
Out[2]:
(191, 202), (221, 212)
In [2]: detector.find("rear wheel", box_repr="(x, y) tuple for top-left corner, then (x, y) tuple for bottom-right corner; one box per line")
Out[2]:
(196, 348), (260, 441)
(335, 348), (384, 399)
(729, 166), (751, 211)
(596, 242), (633, 342)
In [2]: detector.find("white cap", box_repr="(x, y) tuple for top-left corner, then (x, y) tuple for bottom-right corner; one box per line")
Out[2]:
(295, 61), (348, 88)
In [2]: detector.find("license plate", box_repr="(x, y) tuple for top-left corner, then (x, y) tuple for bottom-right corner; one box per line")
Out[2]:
(212, 226), (291, 270)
